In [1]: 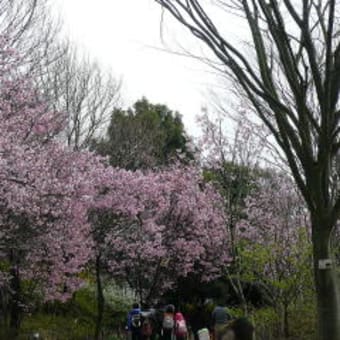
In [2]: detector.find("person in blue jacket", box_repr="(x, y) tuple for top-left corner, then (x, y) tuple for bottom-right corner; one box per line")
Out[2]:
(127, 303), (142, 340)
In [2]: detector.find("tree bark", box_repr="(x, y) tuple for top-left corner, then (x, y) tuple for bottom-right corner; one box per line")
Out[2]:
(95, 255), (105, 340)
(283, 302), (289, 338)
(0, 286), (9, 329)
(9, 264), (21, 337)
(312, 217), (340, 340)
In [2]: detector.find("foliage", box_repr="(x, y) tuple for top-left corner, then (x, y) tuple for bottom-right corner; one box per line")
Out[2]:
(8, 283), (132, 339)
(92, 165), (230, 303)
(19, 314), (94, 340)
(203, 161), (257, 229)
(0, 37), (96, 301)
(154, 1), (340, 338)
(249, 304), (317, 340)
(287, 302), (317, 340)
(70, 284), (132, 333)
(0, 3), (327, 339)
(198, 108), (269, 313)
(0, 34), (113, 336)
(93, 97), (194, 170)
(236, 173), (313, 337)
(165, 275), (230, 306)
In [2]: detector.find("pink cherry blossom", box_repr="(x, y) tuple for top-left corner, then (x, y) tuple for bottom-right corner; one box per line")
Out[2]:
(94, 165), (231, 302)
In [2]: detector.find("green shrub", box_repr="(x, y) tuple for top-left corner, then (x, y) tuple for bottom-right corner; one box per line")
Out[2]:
(251, 307), (281, 339)
(288, 302), (316, 340)
(20, 313), (94, 339)
(249, 303), (316, 340)
(14, 283), (133, 339)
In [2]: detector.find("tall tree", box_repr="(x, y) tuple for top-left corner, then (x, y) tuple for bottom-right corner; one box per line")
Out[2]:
(154, 1), (340, 338)
(0, 0), (120, 151)
(237, 173), (312, 337)
(0, 0), (64, 76)
(94, 166), (229, 304)
(94, 98), (194, 169)
(88, 165), (229, 337)
(198, 109), (263, 313)
(40, 45), (121, 150)
(0, 34), (106, 334)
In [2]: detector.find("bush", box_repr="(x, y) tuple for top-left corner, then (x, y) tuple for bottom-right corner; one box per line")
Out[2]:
(20, 313), (94, 339)
(288, 303), (316, 340)
(249, 303), (316, 340)
(13, 283), (133, 339)
(251, 307), (281, 340)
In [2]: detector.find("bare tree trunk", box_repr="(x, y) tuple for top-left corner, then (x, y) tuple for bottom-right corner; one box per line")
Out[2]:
(283, 302), (289, 338)
(226, 269), (248, 315)
(9, 264), (21, 337)
(312, 216), (340, 340)
(0, 286), (9, 329)
(95, 255), (105, 340)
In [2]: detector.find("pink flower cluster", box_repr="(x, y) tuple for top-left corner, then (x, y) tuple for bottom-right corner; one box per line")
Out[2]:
(0, 36), (105, 301)
(0, 36), (231, 303)
(236, 173), (310, 279)
(96, 166), (230, 300)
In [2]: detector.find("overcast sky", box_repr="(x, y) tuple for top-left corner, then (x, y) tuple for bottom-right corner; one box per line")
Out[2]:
(51, 0), (229, 136)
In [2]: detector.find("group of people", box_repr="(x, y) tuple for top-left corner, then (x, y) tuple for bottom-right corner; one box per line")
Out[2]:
(126, 302), (254, 340)
(126, 303), (188, 340)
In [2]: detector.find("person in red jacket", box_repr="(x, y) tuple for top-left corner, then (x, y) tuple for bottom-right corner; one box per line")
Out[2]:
(174, 309), (188, 340)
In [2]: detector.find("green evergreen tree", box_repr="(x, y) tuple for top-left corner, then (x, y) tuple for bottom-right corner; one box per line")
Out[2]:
(93, 97), (194, 170)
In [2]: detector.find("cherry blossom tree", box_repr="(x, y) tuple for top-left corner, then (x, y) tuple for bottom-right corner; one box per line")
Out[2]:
(93, 166), (230, 305)
(0, 36), (106, 332)
(197, 108), (263, 313)
(154, 1), (340, 337)
(237, 173), (312, 337)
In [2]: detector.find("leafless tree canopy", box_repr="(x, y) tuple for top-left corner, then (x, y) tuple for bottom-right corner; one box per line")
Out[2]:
(0, 0), (64, 75)
(40, 45), (121, 150)
(156, 0), (340, 216)
(155, 1), (340, 338)
(0, 0), (121, 150)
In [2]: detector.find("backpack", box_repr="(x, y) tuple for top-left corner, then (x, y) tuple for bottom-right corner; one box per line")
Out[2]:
(131, 313), (141, 329)
(197, 328), (210, 340)
(162, 312), (174, 330)
(141, 317), (153, 337)
(175, 319), (188, 337)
